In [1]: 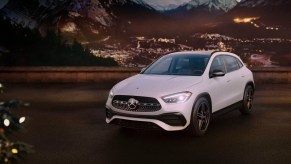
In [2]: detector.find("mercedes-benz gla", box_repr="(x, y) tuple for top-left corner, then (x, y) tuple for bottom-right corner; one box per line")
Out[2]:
(105, 51), (255, 136)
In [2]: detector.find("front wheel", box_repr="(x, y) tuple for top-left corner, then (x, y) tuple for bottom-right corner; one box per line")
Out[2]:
(188, 97), (211, 136)
(239, 85), (254, 115)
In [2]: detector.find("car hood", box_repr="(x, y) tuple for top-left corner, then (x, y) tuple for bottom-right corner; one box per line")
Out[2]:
(112, 74), (203, 97)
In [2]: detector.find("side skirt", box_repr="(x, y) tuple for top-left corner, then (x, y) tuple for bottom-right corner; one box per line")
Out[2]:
(212, 100), (243, 119)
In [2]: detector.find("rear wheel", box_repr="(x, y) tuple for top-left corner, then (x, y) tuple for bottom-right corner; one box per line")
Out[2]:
(239, 85), (254, 115)
(188, 97), (211, 136)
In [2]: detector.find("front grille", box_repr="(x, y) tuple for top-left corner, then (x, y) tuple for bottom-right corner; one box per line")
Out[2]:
(112, 95), (161, 112)
(105, 108), (187, 127)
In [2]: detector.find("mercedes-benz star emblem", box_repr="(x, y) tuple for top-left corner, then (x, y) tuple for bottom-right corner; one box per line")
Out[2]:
(128, 98), (139, 110)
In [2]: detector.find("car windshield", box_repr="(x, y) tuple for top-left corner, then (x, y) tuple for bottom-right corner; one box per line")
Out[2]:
(143, 54), (210, 76)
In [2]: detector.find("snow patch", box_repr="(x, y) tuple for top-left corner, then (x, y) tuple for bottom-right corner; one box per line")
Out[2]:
(68, 11), (81, 18)
(87, 1), (113, 26)
(238, 0), (285, 7)
(100, 36), (111, 42)
(143, 0), (191, 11)
(61, 22), (78, 33)
(90, 26), (99, 34)
(186, 0), (240, 12)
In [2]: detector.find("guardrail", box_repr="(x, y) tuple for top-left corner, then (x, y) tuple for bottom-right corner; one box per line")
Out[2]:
(0, 67), (291, 83)
(252, 67), (291, 83)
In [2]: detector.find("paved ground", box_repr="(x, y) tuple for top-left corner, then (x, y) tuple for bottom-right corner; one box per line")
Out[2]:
(1, 83), (291, 164)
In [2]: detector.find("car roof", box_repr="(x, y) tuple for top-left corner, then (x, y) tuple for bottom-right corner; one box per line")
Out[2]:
(168, 51), (240, 58)
(168, 50), (216, 56)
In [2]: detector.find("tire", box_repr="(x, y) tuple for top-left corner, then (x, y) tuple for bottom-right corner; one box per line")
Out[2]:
(239, 85), (254, 115)
(188, 97), (211, 136)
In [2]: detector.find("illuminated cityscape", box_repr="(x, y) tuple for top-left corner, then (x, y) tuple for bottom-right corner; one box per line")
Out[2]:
(1, 1), (291, 67)
(90, 32), (291, 68)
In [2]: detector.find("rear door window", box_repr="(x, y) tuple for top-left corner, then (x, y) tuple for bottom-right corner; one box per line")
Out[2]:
(223, 55), (240, 73)
(209, 55), (226, 74)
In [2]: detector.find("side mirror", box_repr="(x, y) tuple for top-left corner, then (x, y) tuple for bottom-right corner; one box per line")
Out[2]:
(210, 70), (225, 78)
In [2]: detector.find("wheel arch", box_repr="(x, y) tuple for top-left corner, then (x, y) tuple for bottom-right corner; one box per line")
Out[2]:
(193, 92), (212, 113)
(188, 92), (212, 136)
(246, 81), (255, 91)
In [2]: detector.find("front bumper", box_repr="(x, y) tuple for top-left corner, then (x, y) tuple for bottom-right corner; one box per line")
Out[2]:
(105, 107), (188, 131)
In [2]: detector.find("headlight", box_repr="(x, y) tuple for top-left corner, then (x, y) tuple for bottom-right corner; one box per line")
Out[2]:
(109, 89), (114, 99)
(162, 91), (192, 103)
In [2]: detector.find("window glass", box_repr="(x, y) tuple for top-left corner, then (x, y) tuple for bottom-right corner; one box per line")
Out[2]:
(223, 55), (240, 72)
(236, 58), (243, 68)
(145, 56), (172, 74)
(209, 56), (226, 74)
(175, 57), (190, 70)
(143, 54), (209, 76)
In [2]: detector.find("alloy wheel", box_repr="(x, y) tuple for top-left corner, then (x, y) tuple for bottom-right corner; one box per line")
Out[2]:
(196, 102), (210, 131)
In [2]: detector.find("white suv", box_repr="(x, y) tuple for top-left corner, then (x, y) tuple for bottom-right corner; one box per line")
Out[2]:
(105, 51), (255, 136)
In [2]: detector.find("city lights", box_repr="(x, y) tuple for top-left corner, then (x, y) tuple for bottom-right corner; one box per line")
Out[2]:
(19, 117), (26, 124)
(233, 17), (259, 23)
(4, 119), (10, 127)
(232, 17), (273, 29)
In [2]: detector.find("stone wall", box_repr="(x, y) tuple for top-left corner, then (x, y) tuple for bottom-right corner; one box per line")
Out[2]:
(0, 67), (291, 83)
